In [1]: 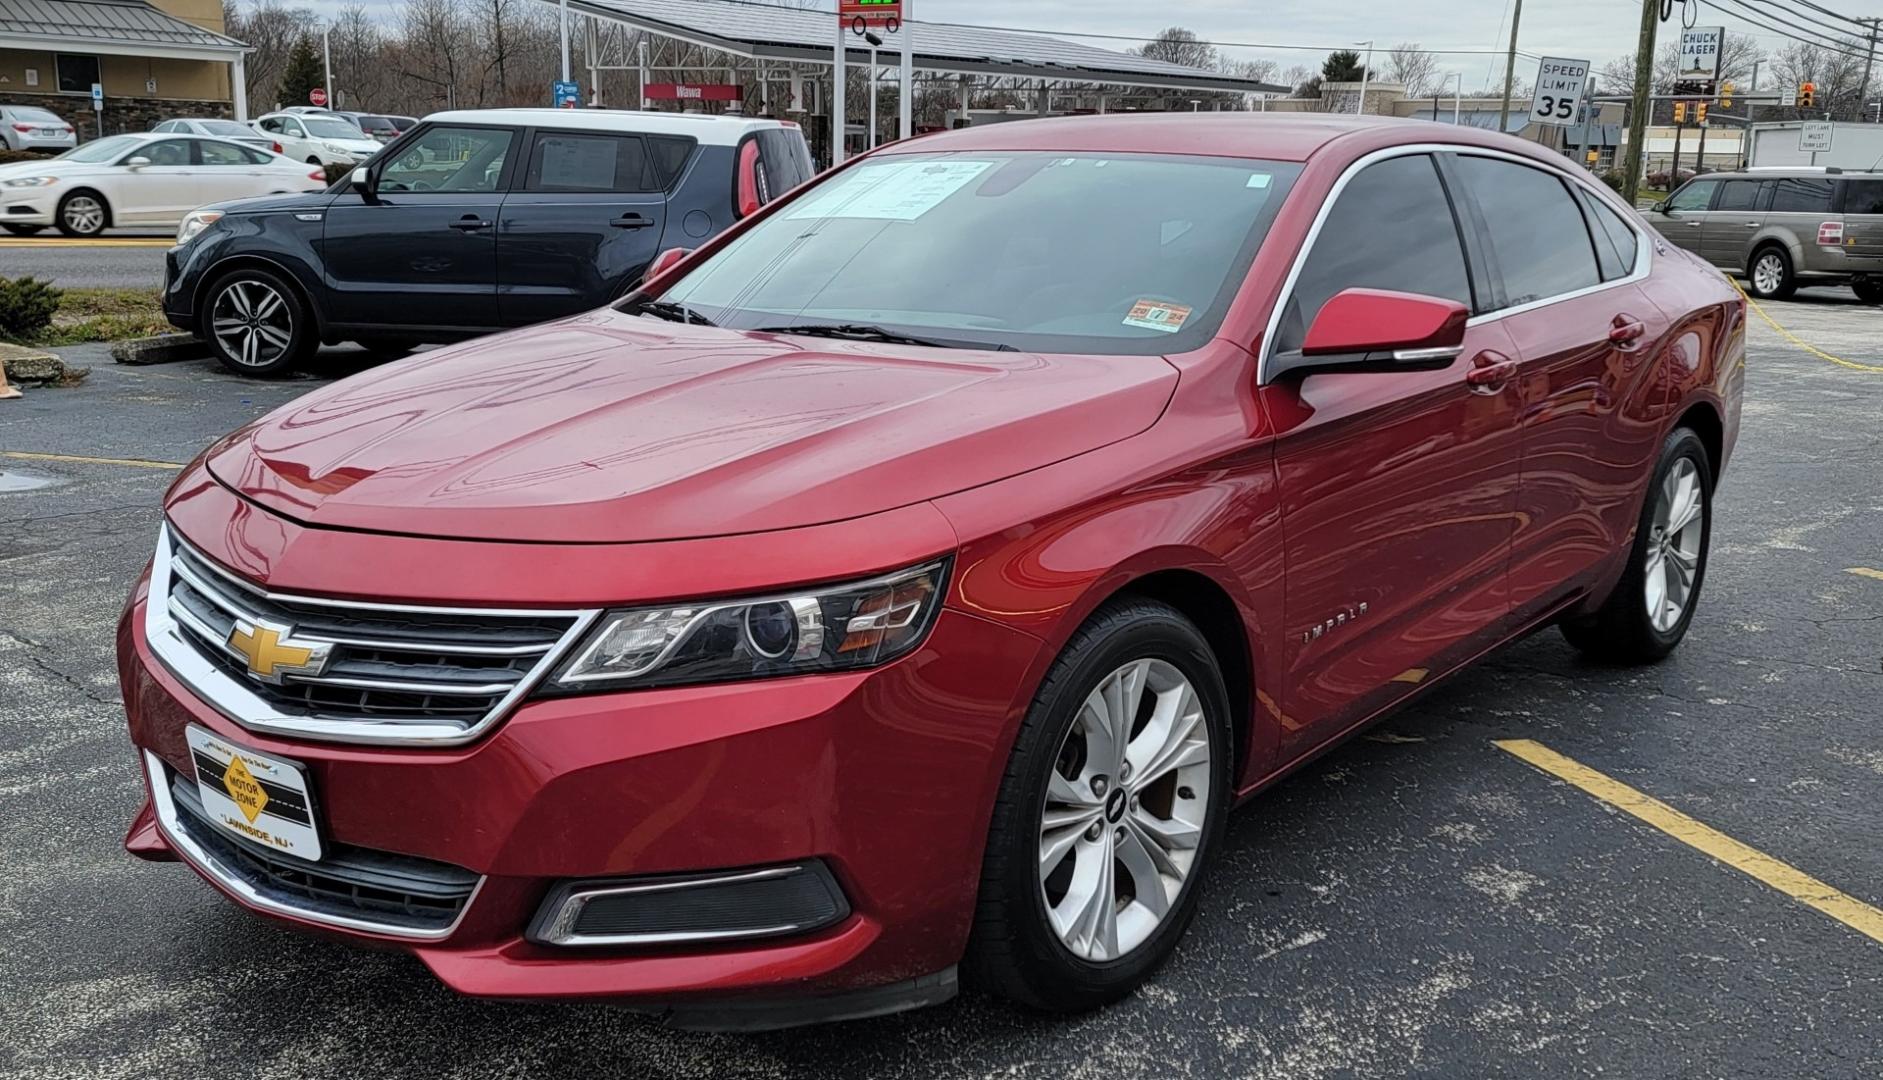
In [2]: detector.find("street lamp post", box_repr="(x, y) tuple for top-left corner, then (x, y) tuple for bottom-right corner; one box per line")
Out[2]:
(1355, 40), (1374, 115)
(1445, 70), (1463, 125)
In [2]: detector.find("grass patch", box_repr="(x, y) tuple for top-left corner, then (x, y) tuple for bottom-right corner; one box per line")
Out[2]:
(15, 287), (172, 346)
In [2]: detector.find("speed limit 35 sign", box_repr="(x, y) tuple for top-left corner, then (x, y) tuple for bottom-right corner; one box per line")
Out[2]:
(1529, 57), (1591, 126)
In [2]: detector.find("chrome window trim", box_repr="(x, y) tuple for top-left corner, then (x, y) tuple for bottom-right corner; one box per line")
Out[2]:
(1256, 142), (1654, 385)
(143, 525), (602, 747)
(533, 866), (830, 947)
(142, 750), (484, 941)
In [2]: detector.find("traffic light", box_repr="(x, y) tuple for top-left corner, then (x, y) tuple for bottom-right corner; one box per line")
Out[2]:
(1798, 82), (1817, 108)
(1720, 81), (1735, 108)
(1673, 101), (1687, 123)
(1696, 102), (1709, 124)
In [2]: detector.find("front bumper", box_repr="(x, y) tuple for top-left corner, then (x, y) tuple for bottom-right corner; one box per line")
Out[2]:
(118, 528), (1041, 1014)
(0, 193), (54, 225)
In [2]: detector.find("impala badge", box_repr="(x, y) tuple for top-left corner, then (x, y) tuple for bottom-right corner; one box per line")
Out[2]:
(1302, 602), (1369, 645)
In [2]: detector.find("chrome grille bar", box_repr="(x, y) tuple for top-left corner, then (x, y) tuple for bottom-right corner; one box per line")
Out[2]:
(142, 526), (601, 747)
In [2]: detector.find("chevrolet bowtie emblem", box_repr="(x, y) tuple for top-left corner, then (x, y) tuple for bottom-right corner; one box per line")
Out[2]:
(228, 618), (331, 684)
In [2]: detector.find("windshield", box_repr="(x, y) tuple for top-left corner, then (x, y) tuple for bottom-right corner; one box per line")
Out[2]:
(648, 151), (1301, 354)
(199, 120), (253, 137)
(304, 117), (366, 139)
(57, 135), (143, 163)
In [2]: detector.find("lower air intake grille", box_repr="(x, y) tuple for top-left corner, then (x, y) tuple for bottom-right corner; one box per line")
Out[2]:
(528, 863), (851, 947)
(167, 769), (478, 933)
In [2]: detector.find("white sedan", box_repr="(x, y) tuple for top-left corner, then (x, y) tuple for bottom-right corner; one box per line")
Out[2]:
(0, 132), (327, 237)
(251, 112), (382, 167)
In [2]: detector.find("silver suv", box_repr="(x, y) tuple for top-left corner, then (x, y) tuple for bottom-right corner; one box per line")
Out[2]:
(1644, 168), (1883, 301)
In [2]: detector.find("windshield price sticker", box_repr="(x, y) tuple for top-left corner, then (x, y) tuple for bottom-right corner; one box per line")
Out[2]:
(787, 160), (992, 221)
(1123, 300), (1193, 333)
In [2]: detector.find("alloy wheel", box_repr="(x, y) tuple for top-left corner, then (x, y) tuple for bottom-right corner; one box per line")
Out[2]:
(1753, 252), (1784, 295)
(1038, 658), (1211, 962)
(62, 195), (104, 235)
(1644, 457), (1704, 633)
(211, 279), (294, 369)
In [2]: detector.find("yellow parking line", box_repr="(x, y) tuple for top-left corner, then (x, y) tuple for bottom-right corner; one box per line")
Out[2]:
(2, 450), (183, 470)
(1846, 567), (1883, 582)
(0, 238), (173, 248)
(1495, 738), (1883, 945)
(1736, 284), (1883, 374)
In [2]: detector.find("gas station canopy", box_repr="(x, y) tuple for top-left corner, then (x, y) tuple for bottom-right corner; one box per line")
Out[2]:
(559, 0), (1289, 95)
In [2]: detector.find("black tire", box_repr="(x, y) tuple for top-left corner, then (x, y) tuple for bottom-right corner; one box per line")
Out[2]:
(352, 338), (417, 360)
(1853, 279), (1883, 305)
(54, 190), (108, 238)
(965, 597), (1233, 1013)
(1745, 245), (1796, 300)
(1, 223), (45, 236)
(1561, 427), (1712, 663)
(202, 267), (317, 377)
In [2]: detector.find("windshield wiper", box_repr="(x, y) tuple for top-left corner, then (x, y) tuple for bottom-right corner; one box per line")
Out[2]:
(750, 323), (1015, 351)
(634, 299), (716, 326)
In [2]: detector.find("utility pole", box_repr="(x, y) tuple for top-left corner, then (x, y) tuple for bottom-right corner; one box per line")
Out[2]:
(1860, 18), (1879, 121)
(559, 0), (571, 84)
(1620, 0), (1660, 203)
(322, 27), (333, 109)
(1497, 0), (1523, 130)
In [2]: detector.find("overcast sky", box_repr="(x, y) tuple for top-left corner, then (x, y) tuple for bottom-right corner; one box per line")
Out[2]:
(287, 0), (1866, 93)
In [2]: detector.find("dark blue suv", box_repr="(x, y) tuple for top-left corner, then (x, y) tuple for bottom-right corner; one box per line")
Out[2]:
(162, 109), (814, 375)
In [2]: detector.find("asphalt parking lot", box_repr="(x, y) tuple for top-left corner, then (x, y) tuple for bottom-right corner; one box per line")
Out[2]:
(2, 291), (1880, 1079)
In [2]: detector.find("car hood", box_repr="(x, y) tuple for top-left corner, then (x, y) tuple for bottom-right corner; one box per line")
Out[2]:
(211, 190), (337, 215)
(201, 308), (1178, 544)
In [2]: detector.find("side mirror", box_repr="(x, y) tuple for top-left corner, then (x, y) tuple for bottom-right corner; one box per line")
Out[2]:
(1652, 201), (1672, 214)
(124, 156), (152, 169)
(642, 246), (693, 284)
(1271, 288), (1468, 381)
(349, 169), (377, 201)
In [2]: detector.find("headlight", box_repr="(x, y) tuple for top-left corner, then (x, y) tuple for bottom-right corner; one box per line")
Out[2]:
(176, 210), (224, 245)
(1, 176), (56, 188)
(550, 558), (951, 692)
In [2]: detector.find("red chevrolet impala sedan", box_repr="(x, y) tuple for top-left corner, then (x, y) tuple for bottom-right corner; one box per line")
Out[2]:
(119, 115), (1742, 1027)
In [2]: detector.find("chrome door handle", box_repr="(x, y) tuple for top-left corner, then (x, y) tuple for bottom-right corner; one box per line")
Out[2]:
(1686, 221), (1702, 228)
(1745, 221), (1760, 228)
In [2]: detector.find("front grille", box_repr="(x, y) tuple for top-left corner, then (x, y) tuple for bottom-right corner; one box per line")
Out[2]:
(146, 527), (595, 745)
(164, 766), (478, 934)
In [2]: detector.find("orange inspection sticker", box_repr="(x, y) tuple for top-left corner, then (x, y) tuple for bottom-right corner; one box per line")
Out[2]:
(1123, 299), (1193, 334)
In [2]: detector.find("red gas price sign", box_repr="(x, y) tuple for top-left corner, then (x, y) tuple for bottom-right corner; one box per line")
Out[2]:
(839, 0), (901, 32)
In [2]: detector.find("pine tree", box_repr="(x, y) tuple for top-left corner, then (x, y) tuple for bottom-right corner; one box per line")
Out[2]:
(277, 36), (325, 109)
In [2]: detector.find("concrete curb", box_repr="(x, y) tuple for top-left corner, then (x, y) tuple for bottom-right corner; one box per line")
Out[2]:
(0, 342), (69, 389)
(111, 333), (207, 366)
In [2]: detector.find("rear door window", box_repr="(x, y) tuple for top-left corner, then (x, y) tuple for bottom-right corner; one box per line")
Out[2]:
(1769, 177), (1833, 213)
(1452, 155), (1601, 307)
(1277, 153), (1475, 351)
(524, 132), (654, 192)
(1715, 179), (1761, 212)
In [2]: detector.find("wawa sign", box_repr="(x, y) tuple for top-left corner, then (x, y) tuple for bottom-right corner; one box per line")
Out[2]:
(643, 83), (743, 102)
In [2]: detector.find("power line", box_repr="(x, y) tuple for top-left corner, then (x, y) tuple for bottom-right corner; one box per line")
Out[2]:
(918, 21), (1544, 60)
(1700, 0), (1876, 61)
(1728, 0), (1871, 43)
(1761, 0), (1874, 30)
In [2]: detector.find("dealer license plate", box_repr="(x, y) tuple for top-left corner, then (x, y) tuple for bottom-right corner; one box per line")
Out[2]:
(186, 726), (323, 861)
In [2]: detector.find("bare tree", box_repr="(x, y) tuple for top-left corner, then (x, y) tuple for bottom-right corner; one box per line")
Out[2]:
(1769, 38), (1870, 119)
(327, 4), (389, 112)
(1599, 38), (1763, 104)
(223, 0), (318, 111)
(1387, 43), (1441, 99)
(1136, 27), (1218, 72)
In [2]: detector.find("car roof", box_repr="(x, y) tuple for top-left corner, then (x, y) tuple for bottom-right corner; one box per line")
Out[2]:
(879, 113), (1538, 164)
(421, 108), (800, 146)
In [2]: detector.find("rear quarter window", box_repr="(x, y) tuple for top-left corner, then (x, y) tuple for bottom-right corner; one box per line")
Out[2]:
(1840, 178), (1883, 215)
(646, 135), (697, 189)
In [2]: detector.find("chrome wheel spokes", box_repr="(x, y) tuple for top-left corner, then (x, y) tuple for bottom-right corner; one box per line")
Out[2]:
(1038, 658), (1210, 962)
(211, 280), (293, 368)
(63, 196), (104, 234)
(1645, 457), (1705, 633)
(1754, 254), (1783, 295)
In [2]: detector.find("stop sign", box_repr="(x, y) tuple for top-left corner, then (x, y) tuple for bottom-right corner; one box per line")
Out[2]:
(309, 87), (328, 107)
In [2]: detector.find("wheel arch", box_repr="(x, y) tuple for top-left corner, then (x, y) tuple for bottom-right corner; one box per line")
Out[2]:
(1109, 568), (1257, 782)
(1674, 398), (1724, 482)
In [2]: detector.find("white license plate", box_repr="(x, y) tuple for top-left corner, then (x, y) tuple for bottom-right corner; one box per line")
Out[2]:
(186, 726), (323, 861)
